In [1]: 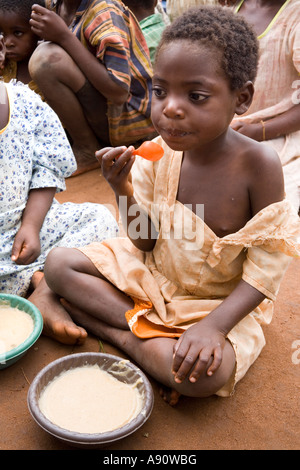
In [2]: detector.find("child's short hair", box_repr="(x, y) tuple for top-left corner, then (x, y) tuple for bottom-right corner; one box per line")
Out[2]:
(0, 0), (45, 22)
(156, 6), (259, 90)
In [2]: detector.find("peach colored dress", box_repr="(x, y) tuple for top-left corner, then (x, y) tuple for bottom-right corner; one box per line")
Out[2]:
(79, 136), (300, 396)
(233, 0), (300, 209)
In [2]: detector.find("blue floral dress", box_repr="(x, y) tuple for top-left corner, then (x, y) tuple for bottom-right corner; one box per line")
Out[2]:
(0, 81), (119, 296)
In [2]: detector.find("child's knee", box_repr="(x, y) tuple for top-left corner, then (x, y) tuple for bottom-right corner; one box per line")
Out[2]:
(29, 42), (66, 78)
(44, 247), (74, 287)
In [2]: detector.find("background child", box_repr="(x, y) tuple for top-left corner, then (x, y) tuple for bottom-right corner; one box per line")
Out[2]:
(28, 0), (156, 176)
(0, 0), (44, 95)
(123, 0), (166, 66)
(33, 7), (299, 402)
(231, 0), (300, 211)
(0, 41), (118, 340)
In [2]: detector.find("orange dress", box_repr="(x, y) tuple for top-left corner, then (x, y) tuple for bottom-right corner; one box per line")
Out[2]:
(78, 136), (300, 396)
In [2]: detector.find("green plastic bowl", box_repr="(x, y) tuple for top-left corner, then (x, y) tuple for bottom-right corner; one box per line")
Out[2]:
(0, 294), (43, 370)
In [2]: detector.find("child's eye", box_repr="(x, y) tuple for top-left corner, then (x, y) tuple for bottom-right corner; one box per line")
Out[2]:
(189, 92), (208, 102)
(14, 31), (24, 38)
(153, 87), (166, 98)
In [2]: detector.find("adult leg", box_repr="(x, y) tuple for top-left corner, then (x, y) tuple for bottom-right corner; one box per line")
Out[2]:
(29, 42), (109, 174)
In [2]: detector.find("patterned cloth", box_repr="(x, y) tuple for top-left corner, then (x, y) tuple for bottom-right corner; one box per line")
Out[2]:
(0, 81), (119, 296)
(140, 13), (166, 66)
(46, 0), (155, 146)
(232, 0), (300, 209)
(79, 135), (300, 396)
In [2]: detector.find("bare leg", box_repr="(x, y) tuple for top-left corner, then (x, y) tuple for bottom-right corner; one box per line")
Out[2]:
(29, 42), (104, 175)
(41, 247), (236, 401)
(28, 275), (88, 345)
(59, 299), (236, 403)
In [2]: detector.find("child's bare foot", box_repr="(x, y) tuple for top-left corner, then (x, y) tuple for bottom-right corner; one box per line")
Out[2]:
(30, 270), (44, 289)
(28, 278), (88, 345)
(70, 144), (101, 177)
(159, 386), (181, 406)
(70, 161), (101, 177)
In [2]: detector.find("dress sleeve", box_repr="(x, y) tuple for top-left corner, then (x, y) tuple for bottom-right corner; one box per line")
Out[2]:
(30, 98), (76, 192)
(208, 200), (300, 300)
(242, 246), (292, 300)
(241, 201), (300, 300)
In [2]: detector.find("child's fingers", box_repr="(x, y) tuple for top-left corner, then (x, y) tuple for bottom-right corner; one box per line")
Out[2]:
(172, 342), (196, 383)
(102, 147), (134, 176)
(206, 344), (223, 377)
(96, 146), (127, 166)
(11, 240), (23, 262)
(31, 4), (47, 14)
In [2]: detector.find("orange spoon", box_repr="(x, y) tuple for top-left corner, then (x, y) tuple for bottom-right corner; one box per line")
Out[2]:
(132, 141), (164, 161)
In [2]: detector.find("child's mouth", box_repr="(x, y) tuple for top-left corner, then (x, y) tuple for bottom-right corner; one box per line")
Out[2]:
(164, 128), (190, 138)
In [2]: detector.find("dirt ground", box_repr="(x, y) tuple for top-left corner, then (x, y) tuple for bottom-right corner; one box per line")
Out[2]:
(1, 169), (299, 451)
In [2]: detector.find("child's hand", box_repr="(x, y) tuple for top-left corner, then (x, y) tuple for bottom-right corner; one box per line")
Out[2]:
(11, 225), (41, 265)
(231, 120), (264, 141)
(96, 146), (135, 197)
(172, 321), (226, 384)
(30, 4), (71, 43)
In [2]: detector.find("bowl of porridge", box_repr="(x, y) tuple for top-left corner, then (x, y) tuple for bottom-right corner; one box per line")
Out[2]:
(0, 294), (43, 369)
(27, 352), (154, 448)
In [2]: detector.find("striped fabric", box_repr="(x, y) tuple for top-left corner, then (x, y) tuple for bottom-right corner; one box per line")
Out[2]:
(46, 0), (155, 146)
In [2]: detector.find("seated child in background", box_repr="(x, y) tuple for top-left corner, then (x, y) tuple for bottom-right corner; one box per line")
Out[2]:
(0, 40), (118, 342)
(232, 0), (300, 211)
(0, 0), (44, 96)
(28, 0), (156, 176)
(32, 7), (299, 402)
(123, 0), (166, 66)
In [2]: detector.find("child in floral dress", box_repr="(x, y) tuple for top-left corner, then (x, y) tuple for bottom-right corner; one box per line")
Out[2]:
(0, 75), (118, 300)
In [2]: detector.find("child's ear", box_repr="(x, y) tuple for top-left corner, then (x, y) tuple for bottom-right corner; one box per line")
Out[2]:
(235, 81), (254, 115)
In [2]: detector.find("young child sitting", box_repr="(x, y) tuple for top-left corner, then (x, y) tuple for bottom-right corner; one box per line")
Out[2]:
(123, 0), (166, 66)
(32, 7), (299, 403)
(28, 0), (156, 175)
(0, 0), (44, 96)
(0, 38), (119, 343)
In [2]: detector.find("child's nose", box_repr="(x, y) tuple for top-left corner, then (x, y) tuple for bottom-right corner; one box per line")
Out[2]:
(4, 35), (14, 48)
(163, 98), (184, 119)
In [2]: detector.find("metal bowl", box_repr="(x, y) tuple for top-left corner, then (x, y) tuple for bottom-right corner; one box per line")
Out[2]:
(27, 352), (154, 448)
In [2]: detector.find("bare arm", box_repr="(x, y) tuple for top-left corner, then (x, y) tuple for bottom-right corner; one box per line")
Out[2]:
(30, 5), (128, 105)
(12, 187), (56, 264)
(96, 146), (157, 252)
(172, 142), (285, 384)
(172, 279), (265, 383)
(232, 104), (300, 141)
